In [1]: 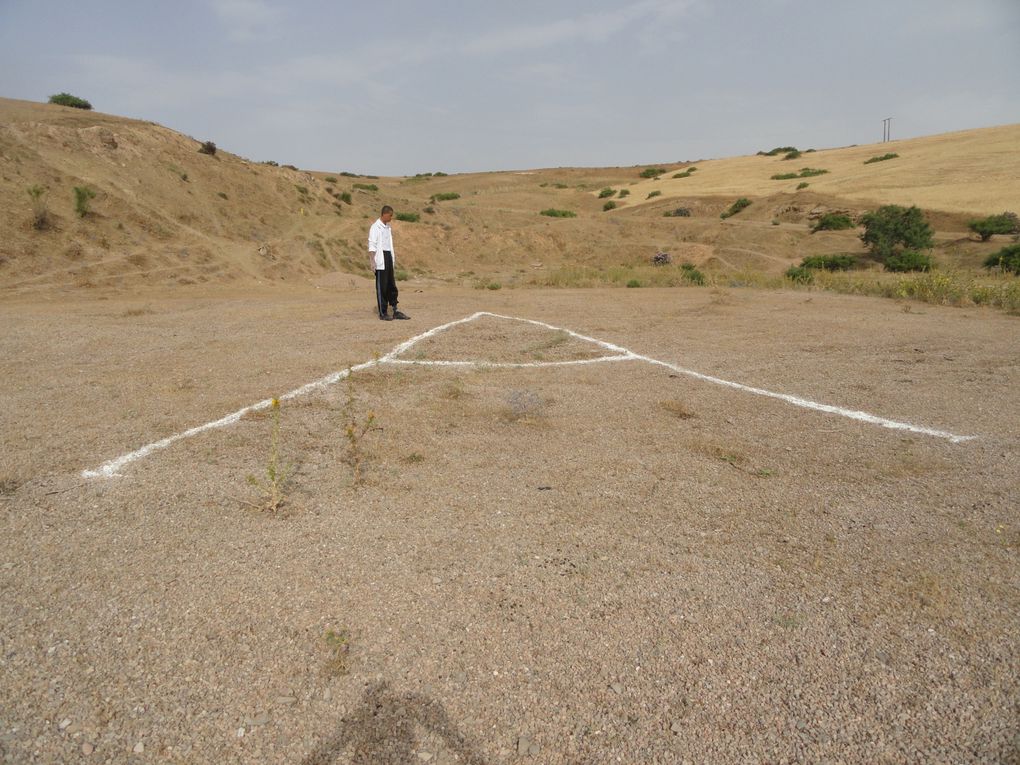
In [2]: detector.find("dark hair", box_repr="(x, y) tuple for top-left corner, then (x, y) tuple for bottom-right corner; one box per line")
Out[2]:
(381, 205), (394, 215)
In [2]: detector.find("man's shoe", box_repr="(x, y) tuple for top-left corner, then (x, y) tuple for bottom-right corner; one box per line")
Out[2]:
(380, 313), (393, 321)
(393, 309), (410, 320)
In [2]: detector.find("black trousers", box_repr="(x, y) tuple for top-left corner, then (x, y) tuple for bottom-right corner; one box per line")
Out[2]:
(375, 251), (398, 316)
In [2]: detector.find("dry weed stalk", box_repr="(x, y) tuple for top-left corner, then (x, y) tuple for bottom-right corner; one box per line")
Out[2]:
(342, 372), (377, 485)
(245, 398), (292, 512)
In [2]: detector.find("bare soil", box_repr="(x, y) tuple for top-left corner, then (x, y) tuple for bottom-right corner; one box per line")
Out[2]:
(1, 283), (1017, 763)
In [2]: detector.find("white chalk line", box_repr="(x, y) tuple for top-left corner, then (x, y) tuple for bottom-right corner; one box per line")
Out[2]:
(82, 311), (974, 479)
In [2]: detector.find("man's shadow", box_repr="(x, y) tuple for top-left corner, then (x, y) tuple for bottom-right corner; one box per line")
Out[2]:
(303, 680), (488, 764)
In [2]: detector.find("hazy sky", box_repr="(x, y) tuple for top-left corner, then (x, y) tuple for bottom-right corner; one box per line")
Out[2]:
(1, 0), (1018, 175)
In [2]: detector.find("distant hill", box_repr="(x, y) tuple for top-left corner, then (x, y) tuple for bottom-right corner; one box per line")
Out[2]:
(1, 96), (1016, 292)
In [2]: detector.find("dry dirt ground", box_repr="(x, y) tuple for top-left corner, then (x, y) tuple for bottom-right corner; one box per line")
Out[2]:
(1, 282), (1018, 764)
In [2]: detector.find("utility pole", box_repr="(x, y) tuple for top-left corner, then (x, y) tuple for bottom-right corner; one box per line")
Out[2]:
(882, 117), (892, 142)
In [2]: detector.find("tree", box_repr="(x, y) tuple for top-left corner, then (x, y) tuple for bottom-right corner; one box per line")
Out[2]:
(968, 212), (1019, 241)
(859, 205), (933, 265)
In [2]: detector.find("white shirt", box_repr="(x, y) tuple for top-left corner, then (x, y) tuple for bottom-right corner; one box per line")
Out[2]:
(368, 218), (394, 271)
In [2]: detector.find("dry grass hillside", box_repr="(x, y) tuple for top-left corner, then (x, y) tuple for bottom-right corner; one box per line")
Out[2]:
(1, 96), (1018, 293)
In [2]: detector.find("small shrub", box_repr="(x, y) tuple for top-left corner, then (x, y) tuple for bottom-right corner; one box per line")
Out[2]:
(540, 208), (577, 218)
(771, 172), (800, 180)
(968, 212), (1019, 241)
(48, 92), (92, 110)
(217, 191), (228, 200)
(395, 212), (419, 222)
(197, 141), (217, 156)
(395, 268), (409, 281)
(598, 187), (616, 198)
(603, 201), (617, 211)
(681, 263), (705, 285)
(646, 190), (662, 199)
(294, 184), (309, 196)
(626, 279), (641, 288)
(340, 171), (359, 177)
(664, 207), (691, 218)
(245, 398), (292, 513)
(983, 243), (1020, 274)
(884, 250), (933, 272)
(27, 185), (49, 230)
(486, 281), (502, 290)
(639, 167), (666, 178)
(800, 254), (856, 271)
(262, 160), (279, 167)
(324, 176), (338, 183)
(282, 164), (299, 171)
(339, 191), (352, 205)
(785, 265), (814, 283)
(618, 189), (630, 198)
(812, 213), (854, 232)
(73, 186), (96, 218)
(430, 192), (460, 202)
(720, 198), (752, 219)
(423, 205), (436, 214)
(783, 150), (802, 160)
(796, 182), (809, 190)
(798, 167), (829, 178)
(864, 153), (899, 164)
(353, 183), (378, 191)
(757, 146), (797, 157)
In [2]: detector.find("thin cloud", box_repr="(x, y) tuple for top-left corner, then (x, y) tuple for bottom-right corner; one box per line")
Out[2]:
(462, 0), (697, 56)
(211, 0), (282, 42)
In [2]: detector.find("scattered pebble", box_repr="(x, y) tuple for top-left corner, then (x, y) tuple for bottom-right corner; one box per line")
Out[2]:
(82, 742), (94, 756)
(610, 683), (623, 694)
(274, 696), (297, 705)
(58, 718), (72, 730)
(133, 741), (144, 753)
(671, 721), (683, 734)
(417, 752), (434, 761)
(236, 727), (245, 738)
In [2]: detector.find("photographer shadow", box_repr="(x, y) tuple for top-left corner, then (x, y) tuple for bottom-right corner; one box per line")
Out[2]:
(303, 680), (488, 765)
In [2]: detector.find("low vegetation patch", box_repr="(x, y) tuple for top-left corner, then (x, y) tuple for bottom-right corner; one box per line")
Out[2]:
(720, 198), (752, 219)
(73, 186), (96, 218)
(324, 176), (338, 183)
(757, 146), (797, 157)
(540, 208), (577, 218)
(430, 192), (461, 202)
(773, 167), (829, 180)
(672, 167), (697, 178)
(800, 254), (857, 271)
(782, 150), (802, 160)
(968, 212), (1019, 241)
(395, 212), (419, 222)
(27, 185), (49, 230)
(785, 265), (814, 284)
(860, 204), (934, 270)
(197, 141), (217, 156)
(598, 187), (616, 198)
(796, 182), (809, 190)
(618, 189), (630, 198)
(812, 213), (855, 232)
(646, 190), (662, 199)
(681, 262), (705, 284)
(864, 153), (899, 164)
(639, 167), (667, 178)
(884, 250), (933, 272)
(983, 243), (1020, 275)
(48, 92), (92, 110)
(353, 183), (379, 192)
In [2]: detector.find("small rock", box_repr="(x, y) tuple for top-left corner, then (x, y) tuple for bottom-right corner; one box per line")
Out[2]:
(237, 727), (245, 738)
(82, 742), (94, 756)
(432, 577), (442, 585)
(323, 689), (332, 701)
(517, 735), (533, 755)
(610, 683), (623, 694)
(133, 741), (144, 753)
(670, 721), (683, 734)
(822, 596), (831, 604)
(59, 718), (72, 730)
(275, 696), (297, 705)
(250, 712), (270, 727)
(418, 752), (434, 761)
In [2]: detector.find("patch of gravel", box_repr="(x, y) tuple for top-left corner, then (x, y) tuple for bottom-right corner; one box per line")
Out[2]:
(0, 286), (1017, 763)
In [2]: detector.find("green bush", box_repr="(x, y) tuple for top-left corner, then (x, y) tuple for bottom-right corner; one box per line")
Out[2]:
(324, 176), (338, 183)
(798, 168), (828, 178)
(646, 190), (662, 199)
(294, 184), (309, 195)
(680, 263), (705, 285)
(395, 212), (419, 222)
(664, 207), (691, 218)
(720, 198), (752, 219)
(430, 192), (460, 202)
(785, 265), (814, 283)
(812, 213), (854, 232)
(73, 186), (96, 217)
(639, 167), (666, 178)
(618, 189), (630, 198)
(757, 146), (797, 157)
(864, 153), (899, 164)
(783, 150), (802, 160)
(796, 182), (809, 190)
(197, 141), (217, 156)
(884, 250), (933, 272)
(626, 279), (641, 287)
(672, 168), (697, 178)
(968, 212), (1019, 241)
(339, 191), (352, 205)
(353, 183), (378, 191)
(486, 281), (502, 290)
(983, 243), (1020, 274)
(771, 173), (799, 180)
(603, 201), (617, 211)
(598, 187), (616, 198)
(540, 208), (577, 218)
(48, 92), (92, 110)
(860, 204), (934, 263)
(800, 254), (856, 271)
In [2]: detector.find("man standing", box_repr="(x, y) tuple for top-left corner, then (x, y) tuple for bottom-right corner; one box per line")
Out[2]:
(368, 205), (410, 321)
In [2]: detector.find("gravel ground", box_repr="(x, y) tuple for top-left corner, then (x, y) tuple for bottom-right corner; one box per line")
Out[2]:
(1, 284), (1017, 763)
